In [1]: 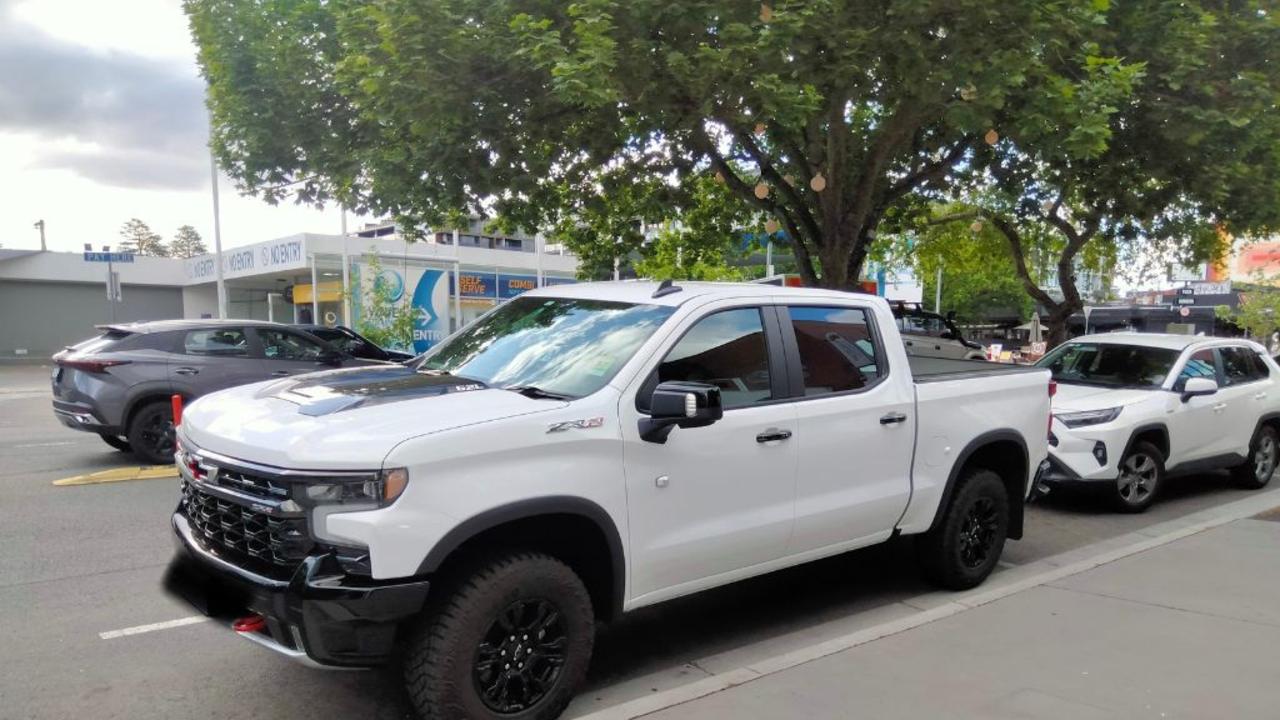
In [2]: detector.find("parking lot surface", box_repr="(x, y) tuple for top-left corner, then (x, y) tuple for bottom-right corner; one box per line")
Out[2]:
(0, 363), (1271, 719)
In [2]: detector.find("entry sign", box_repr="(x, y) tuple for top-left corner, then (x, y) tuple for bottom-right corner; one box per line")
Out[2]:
(83, 251), (135, 263)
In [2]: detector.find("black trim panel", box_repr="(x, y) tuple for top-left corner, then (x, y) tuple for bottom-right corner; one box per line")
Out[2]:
(1166, 452), (1248, 477)
(415, 496), (626, 617)
(1121, 423), (1170, 460)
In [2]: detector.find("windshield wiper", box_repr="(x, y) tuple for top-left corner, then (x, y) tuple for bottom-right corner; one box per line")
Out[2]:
(505, 385), (575, 401)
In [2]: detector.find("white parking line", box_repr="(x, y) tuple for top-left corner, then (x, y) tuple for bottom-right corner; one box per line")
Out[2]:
(14, 441), (78, 448)
(996, 560), (1018, 569)
(98, 615), (208, 640)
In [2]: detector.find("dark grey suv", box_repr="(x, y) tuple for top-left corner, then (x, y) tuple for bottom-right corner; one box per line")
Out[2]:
(51, 320), (382, 464)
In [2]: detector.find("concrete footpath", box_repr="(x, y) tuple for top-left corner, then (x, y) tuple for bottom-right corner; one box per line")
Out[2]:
(611, 508), (1280, 719)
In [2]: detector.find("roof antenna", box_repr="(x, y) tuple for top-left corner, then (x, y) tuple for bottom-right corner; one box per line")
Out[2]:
(652, 278), (683, 298)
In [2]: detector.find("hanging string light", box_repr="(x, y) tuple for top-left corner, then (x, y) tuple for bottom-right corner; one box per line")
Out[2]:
(984, 129), (1000, 145)
(970, 219), (985, 233)
(754, 182), (770, 199)
(810, 173), (827, 192)
(765, 219), (780, 234)
(754, 122), (767, 136)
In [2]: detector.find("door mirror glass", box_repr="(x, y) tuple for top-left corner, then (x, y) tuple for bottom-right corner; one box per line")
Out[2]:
(639, 381), (723, 443)
(1181, 376), (1218, 402)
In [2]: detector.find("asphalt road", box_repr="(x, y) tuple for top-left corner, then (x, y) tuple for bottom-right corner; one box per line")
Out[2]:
(0, 363), (1269, 719)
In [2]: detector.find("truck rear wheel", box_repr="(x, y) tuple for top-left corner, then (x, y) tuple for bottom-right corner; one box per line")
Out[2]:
(403, 551), (595, 720)
(917, 468), (1009, 590)
(1232, 425), (1278, 490)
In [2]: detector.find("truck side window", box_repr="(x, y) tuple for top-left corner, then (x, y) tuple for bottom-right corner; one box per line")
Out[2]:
(789, 306), (881, 395)
(657, 308), (773, 409)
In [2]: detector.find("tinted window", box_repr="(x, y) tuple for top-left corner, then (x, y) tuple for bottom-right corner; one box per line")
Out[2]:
(1036, 343), (1178, 389)
(418, 296), (674, 398)
(1178, 349), (1217, 385)
(657, 308), (772, 409)
(311, 328), (367, 355)
(1248, 351), (1272, 380)
(897, 315), (947, 337)
(790, 306), (881, 394)
(259, 329), (326, 361)
(183, 328), (248, 356)
(1221, 347), (1266, 385)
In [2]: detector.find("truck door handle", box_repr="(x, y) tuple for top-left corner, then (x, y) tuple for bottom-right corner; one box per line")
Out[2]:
(1212, 403), (1228, 412)
(174, 367), (199, 376)
(271, 370), (291, 377)
(904, 340), (914, 347)
(1255, 392), (1268, 400)
(880, 412), (908, 425)
(756, 428), (792, 443)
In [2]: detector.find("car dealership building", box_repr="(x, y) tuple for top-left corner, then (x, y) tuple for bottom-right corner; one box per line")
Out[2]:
(0, 223), (578, 360)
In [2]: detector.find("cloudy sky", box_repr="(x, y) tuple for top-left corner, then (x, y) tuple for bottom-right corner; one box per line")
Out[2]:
(0, 0), (364, 254)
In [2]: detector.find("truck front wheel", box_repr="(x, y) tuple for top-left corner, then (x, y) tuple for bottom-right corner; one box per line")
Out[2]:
(917, 468), (1010, 590)
(403, 551), (595, 720)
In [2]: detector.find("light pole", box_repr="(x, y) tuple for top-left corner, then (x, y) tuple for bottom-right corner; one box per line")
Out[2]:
(33, 220), (46, 251)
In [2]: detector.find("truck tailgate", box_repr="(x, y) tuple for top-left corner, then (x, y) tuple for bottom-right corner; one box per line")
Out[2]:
(895, 364), (1052, 535)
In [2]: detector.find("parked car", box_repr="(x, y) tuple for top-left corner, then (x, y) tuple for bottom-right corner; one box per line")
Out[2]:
(51, 320), (382, 464)
(165, 281), (1051, 720)
(293, 324), (416, 362)
(1037, 333), (1280, 512)
(891, 302), (987, 360)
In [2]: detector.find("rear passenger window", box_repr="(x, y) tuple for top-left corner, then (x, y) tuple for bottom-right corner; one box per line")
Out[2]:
(789, 306), (882, 395)
(657, 308), (773, 409)
(1221, 347), (1268, 385)
(1221, 347), (1263, 386)
(184, 329), (248, 356)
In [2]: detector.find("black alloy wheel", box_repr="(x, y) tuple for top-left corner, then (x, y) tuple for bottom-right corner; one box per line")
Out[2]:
(957, 497), (1001, 570)
(127, 402), (175, 465)
(473, 599), (570, 714)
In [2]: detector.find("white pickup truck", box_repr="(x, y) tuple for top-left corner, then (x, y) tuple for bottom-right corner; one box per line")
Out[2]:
(165, 281), (1051, 720)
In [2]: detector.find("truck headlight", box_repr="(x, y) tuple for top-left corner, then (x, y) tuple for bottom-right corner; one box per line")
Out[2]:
(299, 467), (409, 508)
(1054, 407), (1123, 428)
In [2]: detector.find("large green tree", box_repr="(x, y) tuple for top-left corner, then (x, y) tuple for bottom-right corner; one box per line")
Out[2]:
(946, 0), (1280, 344)
(186, 0), (1127, 289)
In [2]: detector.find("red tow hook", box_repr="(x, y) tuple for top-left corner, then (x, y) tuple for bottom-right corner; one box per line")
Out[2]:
(232, 614), (267, 633)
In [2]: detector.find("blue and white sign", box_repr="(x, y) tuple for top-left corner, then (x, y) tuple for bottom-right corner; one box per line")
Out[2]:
(410, 268), (450, 353)
(183, 236), (307, 281)
(83, 251), (134, 263)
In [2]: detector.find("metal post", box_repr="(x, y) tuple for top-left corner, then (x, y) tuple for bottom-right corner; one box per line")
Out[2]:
(107, 256), (116, 323)
(340, 210), (351, 326)
(453, 262), (462, 333)
(209, 149), (227, 319)
(934, 265), (943, 313)
(535, 233), (544, 287)
(310, 255), (320, 324)
(34, 220), (46, 251)
(766, 239), (774, 278)
(613, 256), (620, 281)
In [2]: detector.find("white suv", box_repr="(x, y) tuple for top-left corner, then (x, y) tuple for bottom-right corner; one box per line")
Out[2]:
(1037, 333), (1280, 512)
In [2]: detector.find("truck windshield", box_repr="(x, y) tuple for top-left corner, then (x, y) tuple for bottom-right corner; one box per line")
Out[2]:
(413, 296), (675, 399)
(1035, 342), (1180, 389)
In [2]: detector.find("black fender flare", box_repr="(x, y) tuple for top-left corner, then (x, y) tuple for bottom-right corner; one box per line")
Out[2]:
(416, 496), (626, 617)
(1245, 412), (1280, 450)
(1121, 423), (1170, 460)
(929, 429), (1029, 539)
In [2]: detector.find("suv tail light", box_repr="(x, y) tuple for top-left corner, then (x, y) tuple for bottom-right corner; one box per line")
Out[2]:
(57, 356), (131, 374)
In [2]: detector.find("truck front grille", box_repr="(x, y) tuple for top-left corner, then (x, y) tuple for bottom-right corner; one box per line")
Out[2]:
(181, 481), (313, 572)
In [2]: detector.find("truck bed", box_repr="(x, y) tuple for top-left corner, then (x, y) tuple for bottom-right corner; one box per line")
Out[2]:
(907, 356), (1046, 383)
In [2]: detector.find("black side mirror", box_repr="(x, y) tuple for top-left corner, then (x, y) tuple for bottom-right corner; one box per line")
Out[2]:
(317, 349), (344, 366)
(639, 381), (723, 443)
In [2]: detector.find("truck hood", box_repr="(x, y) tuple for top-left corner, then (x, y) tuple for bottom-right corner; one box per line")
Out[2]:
(1052, 382), (1162, 413)
(181, 365), (564, 469)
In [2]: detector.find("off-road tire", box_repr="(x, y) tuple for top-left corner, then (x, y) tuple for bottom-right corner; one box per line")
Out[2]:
(126, 401), (174, 465)
(918, 468), (1010, 591)
(1232, 425), (1278, 490)
(403, 551), (595, 720)
(1113, 441), (1164, 513)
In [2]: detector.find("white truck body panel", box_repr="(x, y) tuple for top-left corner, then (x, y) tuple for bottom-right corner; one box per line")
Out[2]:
(178, 281), (1051, 613)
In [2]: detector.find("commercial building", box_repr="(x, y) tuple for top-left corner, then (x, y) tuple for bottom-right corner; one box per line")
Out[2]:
(0, 222), (578, 360)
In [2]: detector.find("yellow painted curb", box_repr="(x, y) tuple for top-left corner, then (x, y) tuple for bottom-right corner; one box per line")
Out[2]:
(53, 465), (178, 486)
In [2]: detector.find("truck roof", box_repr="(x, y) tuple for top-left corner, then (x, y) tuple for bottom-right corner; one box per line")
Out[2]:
(526, 280), (876, 307)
